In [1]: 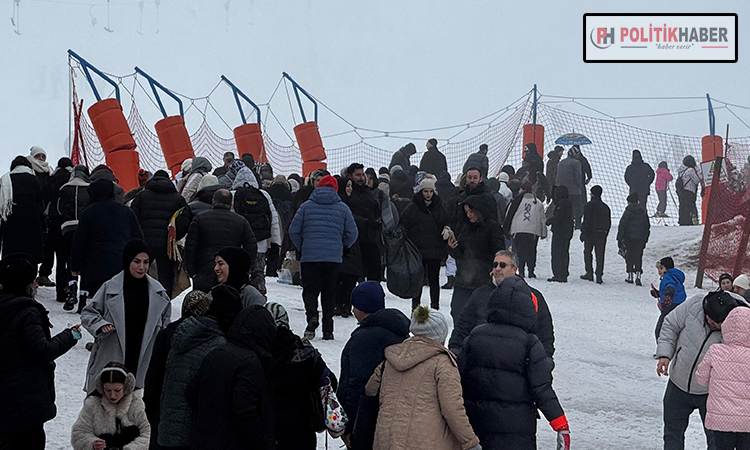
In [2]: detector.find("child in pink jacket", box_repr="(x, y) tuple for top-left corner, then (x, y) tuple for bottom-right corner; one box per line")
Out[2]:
(696, 303), (750, 450)
(654, 161), (673, 218)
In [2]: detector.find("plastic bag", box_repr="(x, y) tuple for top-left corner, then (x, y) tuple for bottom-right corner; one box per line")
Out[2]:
(384, 226), (424, 299)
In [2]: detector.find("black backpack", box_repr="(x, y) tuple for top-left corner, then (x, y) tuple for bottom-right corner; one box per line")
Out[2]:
(234, 186), (272, 241)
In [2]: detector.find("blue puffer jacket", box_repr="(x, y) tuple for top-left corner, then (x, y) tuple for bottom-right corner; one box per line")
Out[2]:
(288, 187), (359, 263)
(660, 268), (687, 306)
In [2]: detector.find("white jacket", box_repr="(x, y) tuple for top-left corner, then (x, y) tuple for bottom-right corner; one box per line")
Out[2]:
(509, 193), (547, 238)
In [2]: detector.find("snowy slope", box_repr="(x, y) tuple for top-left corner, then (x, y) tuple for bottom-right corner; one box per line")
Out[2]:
(41, 223), (716, 450)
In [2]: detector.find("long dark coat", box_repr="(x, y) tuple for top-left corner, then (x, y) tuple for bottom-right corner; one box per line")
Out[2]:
(1, 173), (44, 262)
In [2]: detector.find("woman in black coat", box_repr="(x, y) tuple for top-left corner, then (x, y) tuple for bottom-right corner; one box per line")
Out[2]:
(334, 177), (362, 317)
(0, 253), (80, 449)
(459, 276), (568, 450)
(546, 185), (574, 283)
(0, 156), (44, 263)
(617, 192), (651, 285)
(399, 177), (449, 310)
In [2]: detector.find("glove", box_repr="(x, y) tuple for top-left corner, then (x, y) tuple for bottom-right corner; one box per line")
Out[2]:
(650, 284), (660, 299)
(441, 226), (454, 241)
(556, 424), (570, 450)
(70, 327), (82, 340)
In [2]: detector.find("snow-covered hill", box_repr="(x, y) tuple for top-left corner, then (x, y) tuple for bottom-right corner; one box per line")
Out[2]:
(42, 223), (715, 450)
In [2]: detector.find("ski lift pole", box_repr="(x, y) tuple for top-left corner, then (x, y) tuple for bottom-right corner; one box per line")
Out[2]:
(67, 49), (120, 103)
(134, 66), (184, 118)
(707, 93), (715, 136)
(532, 84), (537, 129)
(282, 72), (318, 123)
(220, 75), (261, 125)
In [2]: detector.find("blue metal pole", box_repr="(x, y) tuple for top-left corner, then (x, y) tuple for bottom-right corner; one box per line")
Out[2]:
(282, 72), (319, 123)
(67, 49), (120, 103)
(220, 75), (262, 125)
(706, 93), (715, 136)
(134, 66), (184, 118)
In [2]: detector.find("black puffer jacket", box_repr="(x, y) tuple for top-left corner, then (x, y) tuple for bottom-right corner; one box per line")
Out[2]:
(459, 277), (565, 450)
(184, 205), (257, 292)
(617, 203), (651, 243)
(270, 326), (332, 450)
(624, 151), (655, 199)
(448, 282), (555, 359)
(338, 308), (410, 435)
(448, 195), (505, 289)
(419, 146), (448, 176)
(348, 183), (381, 245)
(0, 294), (77, 433)
(131, 174), (186, 252)
(399, 193), (449, 260)
(46, 167), (73, 219)
(174, 185), (218, 240)
(581, 197), (611, 241)
(190, 306), (277, 450)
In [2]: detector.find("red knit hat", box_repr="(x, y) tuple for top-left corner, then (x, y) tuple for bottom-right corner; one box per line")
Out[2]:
(317, 175), (338, 191)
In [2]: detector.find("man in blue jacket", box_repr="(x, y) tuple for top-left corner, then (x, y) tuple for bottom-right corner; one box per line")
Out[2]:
(289, 175), (358, 340)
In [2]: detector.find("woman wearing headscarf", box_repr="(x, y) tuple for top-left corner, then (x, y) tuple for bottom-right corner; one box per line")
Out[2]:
(179, 156), (213, 203)
(214, 247), (265, 308)
(0, 156), (44, 262)
(81, 239), (172, 393)
(0, 253), (81, 449)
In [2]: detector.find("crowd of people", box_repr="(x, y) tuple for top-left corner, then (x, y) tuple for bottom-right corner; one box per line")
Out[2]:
(1, 142), (749, 450)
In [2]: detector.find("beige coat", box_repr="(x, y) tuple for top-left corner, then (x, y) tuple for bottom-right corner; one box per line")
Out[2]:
(365, 336), (479, 450)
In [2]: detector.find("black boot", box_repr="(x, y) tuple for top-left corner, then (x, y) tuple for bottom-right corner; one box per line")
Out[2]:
(635, 272), (642, 286)
(76, 291), (89, 314)
(580, 273), (594, 281)
(441, 276), (455, 290)
(63, 281), (78, 311)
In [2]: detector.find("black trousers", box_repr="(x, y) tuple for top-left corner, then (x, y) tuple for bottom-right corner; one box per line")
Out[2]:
(301, 262), (339, 334)
(54, 231), (75, 302)
(625, 239), (646, 274)
(657, 190), (668, 215)
(583, 235), (606, 277)
(715, 431), (750, 450)
(551, 232), (572, 280)
(678, 190), (698, 225)
(513, 233), (539, 277)
(360, 243), (382, 282)
(39, 217), (61, 277)
(663, 380), (715, 450)
(412, 258), (441, 310)
(335, 272), (358, 314)
(266, 243), (281, 276)
(0, 426), (45, 450)
(152, 246), (174, 299)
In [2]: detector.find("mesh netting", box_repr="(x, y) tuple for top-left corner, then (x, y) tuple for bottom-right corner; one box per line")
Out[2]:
(698, 140), (750, 283)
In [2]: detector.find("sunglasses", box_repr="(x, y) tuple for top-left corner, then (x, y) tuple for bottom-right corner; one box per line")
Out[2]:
(493, 261), (509, 269)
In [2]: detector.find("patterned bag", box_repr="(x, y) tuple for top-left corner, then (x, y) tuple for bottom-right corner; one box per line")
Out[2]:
(319, 377), (348, 438)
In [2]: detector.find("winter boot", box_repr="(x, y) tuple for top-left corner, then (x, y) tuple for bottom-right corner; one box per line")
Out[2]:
(304, 317), (319, 340)
(37, 275), (56, 287)
(322, 332), (334, 341)
(625, 272), (634, 284)
(63, 281), (78, 311)
(596, 275), (603, 284)
(528, 271), (536, 278)
(76, 291), (89, 314)
(441, 276), (455, 290)
(580, 273), (594, 282)
(635, 272), (642, 286)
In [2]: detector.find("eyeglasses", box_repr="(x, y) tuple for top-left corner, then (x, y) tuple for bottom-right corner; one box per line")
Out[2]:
(493, 261), (509, 269)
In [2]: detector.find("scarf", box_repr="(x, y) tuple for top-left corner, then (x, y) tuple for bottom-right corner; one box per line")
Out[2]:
(26, 156), (53, 175)
(0, 166), (35, 221)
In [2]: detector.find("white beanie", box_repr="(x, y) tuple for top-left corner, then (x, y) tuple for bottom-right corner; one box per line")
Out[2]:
(734, 274), (750, 291)
(410, 306), (449, 344)
(288, 179), (300, 193)
(498, 172), (509, 183)
(418, 175), (437, 193)
(198, 174), (219, 190)
(181, 158), (193, 173)
(29, 146), (46, 157)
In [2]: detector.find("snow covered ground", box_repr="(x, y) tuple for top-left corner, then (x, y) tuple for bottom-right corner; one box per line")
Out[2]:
(41, 223), (718, 450)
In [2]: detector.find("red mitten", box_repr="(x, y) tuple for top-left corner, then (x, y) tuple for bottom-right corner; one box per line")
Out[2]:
(650, 283), (660, 299)
(551, 416), (570, 450)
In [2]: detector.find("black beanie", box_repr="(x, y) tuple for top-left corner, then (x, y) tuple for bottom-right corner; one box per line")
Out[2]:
(704, 291), (739, 324)
(0, 253), (38, 296)
(122, 239), (151, 273)
(207, 284), (243, 332)
(427, 138), (438, 147)
(658, 257), (675, 270)
(57, 157), (74, 169)
(719, 273), (734, 285)
(215, 247), (252, 291)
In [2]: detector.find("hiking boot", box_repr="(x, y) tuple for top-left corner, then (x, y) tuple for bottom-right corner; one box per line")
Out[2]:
(322, 332), (334, 341)
(635, 273), (642, 286)
(37, 276), (55, 287)
(528, 271), (536, 278)
(580, 273), (594, 282)
(596, 276), (603, 284)
(441, 276), (455, 290)
(304, 317), (319, 340)
(76, 291), (89, 314)
(63, 282), (78, 311)
(625, 272), (634, 284)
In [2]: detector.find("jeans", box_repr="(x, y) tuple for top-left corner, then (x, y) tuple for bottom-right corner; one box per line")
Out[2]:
(413, 259), (441, 310)
(714, 431), (750, 450)
(663, 380), (715, 450)
(583, 234), (607, 277)
(301, 262), (339, 334)
(0, 426), (45, 450)
(678, 190), (698, 226)
(513, 233), (539, 277)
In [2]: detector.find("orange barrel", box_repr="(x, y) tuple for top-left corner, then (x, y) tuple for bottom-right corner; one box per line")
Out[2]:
(294, 121), (326, 162)
(155, 115), (195, 174)
(87, 98), (137, 154)
(104, 150), (140, 192)
(522, 123), (545, 158)
(302, 161), (327, 177)
(234, 123), (264, 163)
(701, 134), (724, 223)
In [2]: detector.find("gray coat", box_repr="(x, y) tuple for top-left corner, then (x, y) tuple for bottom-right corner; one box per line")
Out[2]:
(555, 157), (583, 196)
(656, 292), (747, 394)
(81, 272), (171, 393)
